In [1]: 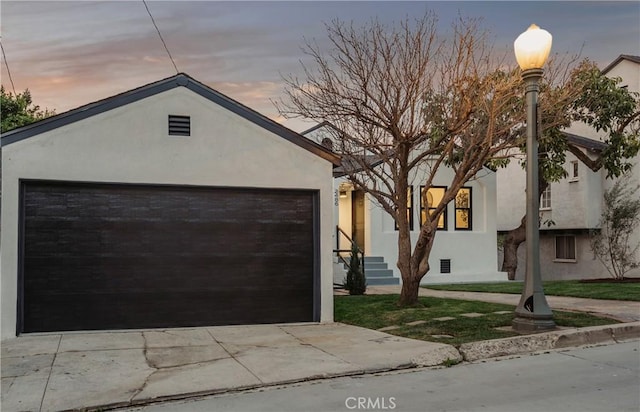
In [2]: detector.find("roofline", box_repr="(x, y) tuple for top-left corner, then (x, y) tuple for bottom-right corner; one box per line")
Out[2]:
(562, 131), (607, 151)
(601, 54), (640, 75)
(1, 73), (341, 167)
(302, 122), (498, 177)
(301, 120), (346, 137)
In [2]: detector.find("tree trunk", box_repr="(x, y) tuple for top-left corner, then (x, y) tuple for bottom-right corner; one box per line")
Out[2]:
(501, 215), (526, 280)
(398, 223), (436, 306)
(500, 176), (549, 280)
(399, 275), (421, 306)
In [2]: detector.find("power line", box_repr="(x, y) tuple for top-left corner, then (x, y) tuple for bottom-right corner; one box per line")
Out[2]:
(142, 0), (179, 74)
(0, 38), (17, 94)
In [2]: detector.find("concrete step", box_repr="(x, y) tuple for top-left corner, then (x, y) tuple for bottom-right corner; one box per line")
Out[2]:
(338, 255), (400, 286)
(364, 269), (394, 277)
(366, 276), (400, 286)
(361, 262), (389, 270)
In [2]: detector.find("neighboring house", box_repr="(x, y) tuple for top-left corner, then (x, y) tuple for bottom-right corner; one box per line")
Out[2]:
(1, 73), (340, 340)
(497, 54), (640, 280)
(303, 123), (506, 285)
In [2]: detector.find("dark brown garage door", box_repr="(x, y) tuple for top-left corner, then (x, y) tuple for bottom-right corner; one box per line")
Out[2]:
(19, 181), (318, 333)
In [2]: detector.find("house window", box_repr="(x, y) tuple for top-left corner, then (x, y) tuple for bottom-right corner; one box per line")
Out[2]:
(555, 235), (576, 261)
(569, 161), (579, 182)
(395, 186), (414, 231)
(540, 185), (551, 210)
(420, 186), (447, 230)
(168, 115), (191, 136)
(455, 187), (472, 230)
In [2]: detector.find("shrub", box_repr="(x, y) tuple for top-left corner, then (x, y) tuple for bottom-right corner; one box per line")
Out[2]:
(590, 175), (640, 279)
(344, 243), (366, 295)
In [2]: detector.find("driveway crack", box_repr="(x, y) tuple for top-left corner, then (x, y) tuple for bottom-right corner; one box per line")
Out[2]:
(38, 334), (62, 412)
(278, 326), (352, 364)
(206, 329), (264, 384)
(129, 332), (157, 402)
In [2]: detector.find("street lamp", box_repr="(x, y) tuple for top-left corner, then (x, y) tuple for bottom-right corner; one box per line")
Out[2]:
(512, 24), (556, 332)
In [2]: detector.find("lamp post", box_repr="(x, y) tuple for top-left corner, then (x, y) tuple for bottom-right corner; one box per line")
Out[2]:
(512, 24), (556, 332)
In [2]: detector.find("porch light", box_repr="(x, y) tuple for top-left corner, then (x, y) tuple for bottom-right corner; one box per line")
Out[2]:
(339, 190), (348, 198)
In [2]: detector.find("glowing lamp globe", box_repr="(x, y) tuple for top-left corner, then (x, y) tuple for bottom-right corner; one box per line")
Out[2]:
(514, 24), (553, 70)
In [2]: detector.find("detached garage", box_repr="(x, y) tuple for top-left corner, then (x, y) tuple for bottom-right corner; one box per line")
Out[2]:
(1, 74), (340, 338)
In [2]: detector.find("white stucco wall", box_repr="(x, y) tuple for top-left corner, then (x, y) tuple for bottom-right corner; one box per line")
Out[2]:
(343, 166), (505, 283)
(1, 86), (335, 339)
(497, 150), (604, 231)
(496, 152), (526, 231)
(601, 58), (640, 278)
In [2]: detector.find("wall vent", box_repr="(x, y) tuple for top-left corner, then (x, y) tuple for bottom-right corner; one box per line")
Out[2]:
(440, 259), (451, 274)
(168, 115), (190, 136)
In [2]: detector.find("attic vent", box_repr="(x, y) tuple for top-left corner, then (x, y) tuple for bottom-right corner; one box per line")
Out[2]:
(440, 259), (451, 274)
(168, 115), (190, 136)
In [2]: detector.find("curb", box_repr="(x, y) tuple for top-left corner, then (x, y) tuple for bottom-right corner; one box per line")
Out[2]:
(80, 365), (421, 412)
(458, 321), (640, 361)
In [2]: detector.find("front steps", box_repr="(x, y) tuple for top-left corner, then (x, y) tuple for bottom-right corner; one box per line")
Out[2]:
(362, 256), (400, 285)
(335, 256), (400, 286)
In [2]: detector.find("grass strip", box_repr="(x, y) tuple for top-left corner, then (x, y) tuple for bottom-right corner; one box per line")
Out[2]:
(335, 294), (619, 346)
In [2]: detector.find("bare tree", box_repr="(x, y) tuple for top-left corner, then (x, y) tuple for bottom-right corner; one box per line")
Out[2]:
(277, 13), (508, 305)
(277, 13), (583, 305)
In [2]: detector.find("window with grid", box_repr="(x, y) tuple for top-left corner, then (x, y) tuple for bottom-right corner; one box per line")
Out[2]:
(555, 235), (576, 261)
(420, 186), (447, 230)
(455, 187), (472, 230)
(395, 186), (414, 231)
(540, 185), (551, 210)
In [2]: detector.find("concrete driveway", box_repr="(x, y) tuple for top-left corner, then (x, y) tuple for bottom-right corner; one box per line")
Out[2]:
(1, 323), (460, 412)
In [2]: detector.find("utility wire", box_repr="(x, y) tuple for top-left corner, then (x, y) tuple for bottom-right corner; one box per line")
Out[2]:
(142, 0), (179, 74)
(0, 38), (17, 94)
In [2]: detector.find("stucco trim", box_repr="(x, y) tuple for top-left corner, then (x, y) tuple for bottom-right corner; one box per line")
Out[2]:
(601, 54), (640, 75)
(1, 74), (341, 166)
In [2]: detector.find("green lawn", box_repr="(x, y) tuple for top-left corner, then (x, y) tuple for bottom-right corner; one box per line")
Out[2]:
(425, 280), (640, 301)
(335, 294), (619, 346)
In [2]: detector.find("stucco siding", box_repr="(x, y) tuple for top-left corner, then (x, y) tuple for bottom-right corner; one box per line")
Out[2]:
(499, 233), (638, 281)
(1, 87), (335, 339)
(366, 167), (503, 282)
(496, 154), (526, 231)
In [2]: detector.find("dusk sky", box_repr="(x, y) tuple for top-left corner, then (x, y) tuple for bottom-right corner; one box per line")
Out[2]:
(1, 1), (639, 132)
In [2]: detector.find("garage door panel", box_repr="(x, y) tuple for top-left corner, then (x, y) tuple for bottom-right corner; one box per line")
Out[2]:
(25, 288), (314, 332)
(23, 254), (314, 287)
(21, 182), (317, 333)
(25, 220), (312, 258)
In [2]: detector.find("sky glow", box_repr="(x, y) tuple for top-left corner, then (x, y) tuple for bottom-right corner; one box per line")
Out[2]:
(2, 1), (638, 132)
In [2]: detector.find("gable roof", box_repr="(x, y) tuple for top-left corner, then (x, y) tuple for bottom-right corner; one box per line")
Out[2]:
(563, 132), (607, 152)
(1, 73), (341, 166)
(602, 54), (640, 75)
